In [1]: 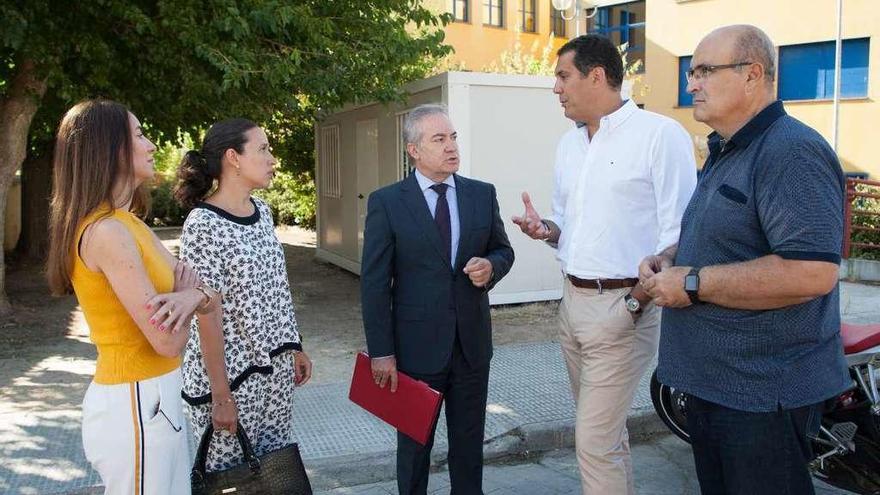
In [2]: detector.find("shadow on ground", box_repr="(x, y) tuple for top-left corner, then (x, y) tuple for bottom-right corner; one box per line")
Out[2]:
(1, 264), (99, 494)
(0, 226), (560, 494)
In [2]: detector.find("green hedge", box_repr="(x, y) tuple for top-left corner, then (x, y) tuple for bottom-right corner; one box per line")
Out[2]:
(146, 169), (316, 230)
(148, 178), (189, 227)
(255, 171), (317, 230)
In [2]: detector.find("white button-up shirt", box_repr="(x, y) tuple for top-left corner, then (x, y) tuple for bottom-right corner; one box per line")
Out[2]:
(548, 100), (697, 279)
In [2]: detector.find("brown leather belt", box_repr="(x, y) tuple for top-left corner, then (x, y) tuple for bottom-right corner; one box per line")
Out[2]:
(567, 275), (638, 291)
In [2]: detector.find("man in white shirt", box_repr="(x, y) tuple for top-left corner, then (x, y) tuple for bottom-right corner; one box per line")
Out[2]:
(513, 35), (697, 494)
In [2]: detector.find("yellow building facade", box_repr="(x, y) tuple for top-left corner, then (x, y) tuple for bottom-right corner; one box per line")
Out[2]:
(425, 0), (573, 70)
(430, 0), (878, 177)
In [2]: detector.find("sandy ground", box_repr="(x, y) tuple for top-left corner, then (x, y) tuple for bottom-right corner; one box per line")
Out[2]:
(0, 226), (558, 397)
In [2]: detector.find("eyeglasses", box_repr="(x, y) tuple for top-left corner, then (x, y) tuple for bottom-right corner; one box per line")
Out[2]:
(686, 62), (753, 82)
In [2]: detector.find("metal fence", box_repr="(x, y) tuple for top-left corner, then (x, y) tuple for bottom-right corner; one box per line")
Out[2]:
(843, 178), (880, 259)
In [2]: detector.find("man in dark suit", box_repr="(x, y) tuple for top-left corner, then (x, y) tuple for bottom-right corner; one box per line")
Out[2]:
(361, 104), (514, 495)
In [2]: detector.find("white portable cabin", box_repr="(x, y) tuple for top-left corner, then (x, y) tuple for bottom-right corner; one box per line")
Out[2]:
(314, 71), (575, 304)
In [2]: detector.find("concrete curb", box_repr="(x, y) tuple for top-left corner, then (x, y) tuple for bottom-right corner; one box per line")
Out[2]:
(840, 258), (880, 282)
(307, 407), (666, 492)
(56, 408), (668, 494)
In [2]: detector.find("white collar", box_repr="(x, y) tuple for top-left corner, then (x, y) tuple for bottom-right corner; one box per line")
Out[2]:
(414, 168), (456, 192)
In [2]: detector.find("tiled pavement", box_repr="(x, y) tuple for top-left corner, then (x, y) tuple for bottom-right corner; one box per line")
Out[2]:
(1, 282), (877, 494)
(312, 435), (852, 495)
(2, 341), (655, 495)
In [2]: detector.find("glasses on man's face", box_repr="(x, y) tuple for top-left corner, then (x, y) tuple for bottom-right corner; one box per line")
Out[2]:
(686, 62), (753, 82)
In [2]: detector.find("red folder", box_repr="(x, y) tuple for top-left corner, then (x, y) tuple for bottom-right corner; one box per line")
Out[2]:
(348, 352), (443, 445)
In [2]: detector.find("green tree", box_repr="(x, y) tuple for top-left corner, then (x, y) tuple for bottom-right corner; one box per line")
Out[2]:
(0, 0), (451, 315)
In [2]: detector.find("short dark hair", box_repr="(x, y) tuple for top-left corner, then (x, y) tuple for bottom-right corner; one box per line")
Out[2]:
(557, 34), (624, 89)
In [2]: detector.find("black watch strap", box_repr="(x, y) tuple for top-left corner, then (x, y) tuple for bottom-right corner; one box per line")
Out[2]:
(624, 294), (643, 314)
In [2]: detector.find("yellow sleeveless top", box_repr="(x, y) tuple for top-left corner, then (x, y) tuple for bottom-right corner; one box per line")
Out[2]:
(71, 207), (181, 384)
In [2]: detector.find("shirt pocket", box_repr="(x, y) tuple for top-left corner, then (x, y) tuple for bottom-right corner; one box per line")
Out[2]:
(717, 184), (748, 205)
(697, 183), (759, 250)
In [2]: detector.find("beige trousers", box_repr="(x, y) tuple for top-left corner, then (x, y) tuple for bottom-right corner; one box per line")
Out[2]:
(558, 279), (660, 495)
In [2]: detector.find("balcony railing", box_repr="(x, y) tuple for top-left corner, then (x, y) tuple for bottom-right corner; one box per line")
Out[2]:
(843, 178), (880, 259)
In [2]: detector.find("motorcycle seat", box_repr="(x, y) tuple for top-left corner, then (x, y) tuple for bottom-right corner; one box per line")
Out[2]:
(841, 323), (880, 354)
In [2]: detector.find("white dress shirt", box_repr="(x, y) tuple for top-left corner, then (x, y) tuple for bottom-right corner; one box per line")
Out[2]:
(548, 100), (697, 279)
(414, 169), (460, 268)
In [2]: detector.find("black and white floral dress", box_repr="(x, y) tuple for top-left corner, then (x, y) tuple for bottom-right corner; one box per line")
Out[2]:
(179, 197), (303, 472)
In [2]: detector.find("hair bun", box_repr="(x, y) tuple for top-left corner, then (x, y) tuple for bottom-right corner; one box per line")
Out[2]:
(186, 149), (207, 166)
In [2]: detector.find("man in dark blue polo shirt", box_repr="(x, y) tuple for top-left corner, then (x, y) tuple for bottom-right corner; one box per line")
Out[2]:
(639, 25), (850, 495)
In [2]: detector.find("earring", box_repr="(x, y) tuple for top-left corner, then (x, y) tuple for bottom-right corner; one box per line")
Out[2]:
(235, 166), (241, 177)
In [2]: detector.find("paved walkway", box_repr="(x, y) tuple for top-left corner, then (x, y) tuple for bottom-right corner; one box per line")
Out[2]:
(1, 282), (877, 494)
(313, 435), (852, 495)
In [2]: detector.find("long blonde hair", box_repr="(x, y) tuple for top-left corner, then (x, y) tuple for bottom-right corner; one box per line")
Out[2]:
(46, 99), (148, 295)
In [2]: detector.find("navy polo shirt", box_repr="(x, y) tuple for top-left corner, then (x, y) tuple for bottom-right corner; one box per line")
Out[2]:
(658, 100), (851, 412)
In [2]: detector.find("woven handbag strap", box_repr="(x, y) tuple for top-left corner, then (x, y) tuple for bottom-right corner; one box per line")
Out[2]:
(191, 421), (261, 484)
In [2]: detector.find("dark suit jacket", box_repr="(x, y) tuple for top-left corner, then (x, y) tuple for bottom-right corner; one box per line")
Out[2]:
(361, 173), (515, 374)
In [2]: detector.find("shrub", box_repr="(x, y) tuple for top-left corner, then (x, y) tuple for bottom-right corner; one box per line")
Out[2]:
(256, 170), (317, 229)
(143, 131), (316, 229)
(148, 177), (190, 227)
(145, 135), (193, 227)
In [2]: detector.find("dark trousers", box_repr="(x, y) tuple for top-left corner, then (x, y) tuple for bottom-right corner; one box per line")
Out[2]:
(686, 394), (822, 495)
(396, 337), (490, 495)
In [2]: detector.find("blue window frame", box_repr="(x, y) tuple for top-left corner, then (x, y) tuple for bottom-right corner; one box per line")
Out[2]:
(778, 38), (869, 100)
(678, 56), (693, 107)
(586, 1), (645, 73)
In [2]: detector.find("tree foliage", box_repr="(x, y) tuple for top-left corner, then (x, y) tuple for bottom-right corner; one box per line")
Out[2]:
(0, 0), (452, 313)
(3, 0), (450, 136)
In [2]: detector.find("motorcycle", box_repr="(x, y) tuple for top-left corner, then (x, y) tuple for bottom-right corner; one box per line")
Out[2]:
(650, 322), (880, 494)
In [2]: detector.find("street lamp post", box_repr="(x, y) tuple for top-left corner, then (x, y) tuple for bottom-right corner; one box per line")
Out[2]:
(552, 0), (598, 38)
(832, 0), (843, 154)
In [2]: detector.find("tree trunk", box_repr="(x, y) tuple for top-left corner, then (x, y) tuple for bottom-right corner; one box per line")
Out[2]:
(16, 151), (53, 262)
(0, 180), (11, 315)
(0, 58), (47, 317)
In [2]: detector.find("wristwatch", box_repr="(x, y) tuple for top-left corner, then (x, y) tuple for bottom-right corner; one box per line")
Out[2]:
(624, 294), (642, 314)
(684, 267), (701, 304)
(539, 219), (553, 240)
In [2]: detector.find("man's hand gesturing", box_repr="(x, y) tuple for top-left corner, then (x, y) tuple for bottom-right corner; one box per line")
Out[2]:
(511, 192), (549, 240)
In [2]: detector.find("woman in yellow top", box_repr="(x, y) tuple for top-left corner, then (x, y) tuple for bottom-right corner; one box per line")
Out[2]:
(46, 99), (219, 495)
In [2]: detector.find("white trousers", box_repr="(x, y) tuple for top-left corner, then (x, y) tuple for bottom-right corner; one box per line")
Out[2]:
(82, 368), (191, 495)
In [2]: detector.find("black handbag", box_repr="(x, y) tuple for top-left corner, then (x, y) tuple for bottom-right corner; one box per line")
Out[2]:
(191, 421), (313, 495)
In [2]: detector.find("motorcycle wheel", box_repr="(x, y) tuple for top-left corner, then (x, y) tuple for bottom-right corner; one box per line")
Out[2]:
(866, 411), (880, 443)
(650, 369), (691, 444)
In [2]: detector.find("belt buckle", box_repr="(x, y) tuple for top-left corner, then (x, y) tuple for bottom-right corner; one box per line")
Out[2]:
(596, 279), (603, 294)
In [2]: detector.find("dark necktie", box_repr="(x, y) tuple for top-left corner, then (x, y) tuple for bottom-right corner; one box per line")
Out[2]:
(430, 183), (451, 262)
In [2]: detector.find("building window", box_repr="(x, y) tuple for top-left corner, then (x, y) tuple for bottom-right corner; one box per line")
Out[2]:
(483, 0), (504, 27)
(551, 4), (566, 38)
(586, 1), (646, 73)
(678, 56), (693, 107)
(520, 0), (536, 33)
(319, 125), (341, 198)
(396, 112), (413, 180)
(449, 0), (469, 22)
(778, 38), (869, 100)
